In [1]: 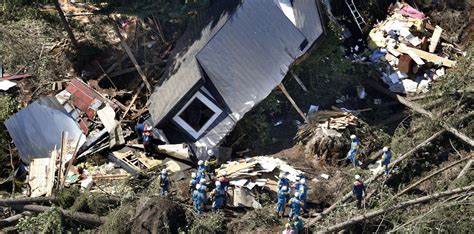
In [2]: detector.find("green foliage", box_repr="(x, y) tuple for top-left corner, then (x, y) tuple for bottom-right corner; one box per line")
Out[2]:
(100, 202), (135, 233)
(243, 207), (280, 230)
(69, 191), (115, 216)
(16, 206), (64, 233)
(58, 187), (81, 209)
(189, 211), (226, 233)
(0, 94), (17, 177)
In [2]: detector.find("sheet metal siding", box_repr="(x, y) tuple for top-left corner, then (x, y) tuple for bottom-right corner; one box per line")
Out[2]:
(196, 0), (306, 121)
(5, 97), (85, 163)
(294, 0), (324, 46)
(149, 0), (241, 125)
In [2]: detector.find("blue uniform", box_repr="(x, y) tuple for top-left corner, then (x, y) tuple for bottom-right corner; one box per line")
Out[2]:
(278, 178), (290, 191)
(189, 178), (198, 192)
(211, 186), (225, 210)
(288, 197), (304, 220)
(347, 139), (361, 167)
(159, 174), (169, 195)
(294, 182), (300, 191)
(193, 189), (205, 214)
(276, 190), (288, 214)
(353, 180), (366, 209)
(382, 151), (392, 174)
(298, 184), (308, 210)
(135, 123), (144, 141)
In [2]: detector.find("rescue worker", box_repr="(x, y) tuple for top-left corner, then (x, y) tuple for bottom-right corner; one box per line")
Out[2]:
(205, 150), (218, 176)
(347, 134), (362, 167)
(282, 223), (296, 234)
(293, 216), (303, 234)
(352, 175), (366, 209)
(381, 146), (392, 175)
(278, 173), (290, 192)
(288, 192), (304, 221)
(159, 169), (169, 196)
(210, 181), (225, 211)
(293, 177), (301, 191)
(134, 121), (146, 143)
(143, 126), (154, 154)
(298, 178), (308, 212)
(189, 172), (199, 194)
(193, 184), (205, 214)
(276, 186), (289, 218)
(217, 171), (229, 191)
(197, 160), (207, 180)
(199, 178), (208, 204)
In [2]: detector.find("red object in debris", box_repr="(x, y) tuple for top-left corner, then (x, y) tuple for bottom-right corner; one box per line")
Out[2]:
(399, 5), (425, 19)
(1, 74), (32, 81)
(66, 78), (117, 119)
(398, 54), (414, 73)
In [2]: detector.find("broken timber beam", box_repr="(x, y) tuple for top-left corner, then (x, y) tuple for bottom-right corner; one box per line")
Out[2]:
(10, 204), (107, 225)
(121, 83), (145, 120)
(456, 159), (474, 180)
(111, 17), (152, 92)
(365, 77), (474, 147)
(397, 156), (471, 196)
(317, 185), (474, 233)
(0, 197), (57, 206)
(278, 83), (308, 122)
(290, 71), (308, 92)
(396, 44), (456, 67)
(53, 1), (78, 48)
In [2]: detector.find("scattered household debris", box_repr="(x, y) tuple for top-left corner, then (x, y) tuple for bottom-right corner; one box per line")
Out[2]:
(216, 156), (303, 208)
(367, 2), (463, 95)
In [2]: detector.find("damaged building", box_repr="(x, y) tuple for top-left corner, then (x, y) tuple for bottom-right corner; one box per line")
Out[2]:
(148, 0), (325, 157)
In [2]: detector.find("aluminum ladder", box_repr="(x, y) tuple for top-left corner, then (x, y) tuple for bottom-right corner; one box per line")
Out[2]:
(345, 0), (366, 33)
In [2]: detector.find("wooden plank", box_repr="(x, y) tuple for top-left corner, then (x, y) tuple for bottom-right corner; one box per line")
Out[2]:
(397, 44), (456, 67)
(111, 16), (152, 92)
(278, 83), (308, 121)
(429, 26), (443, 53)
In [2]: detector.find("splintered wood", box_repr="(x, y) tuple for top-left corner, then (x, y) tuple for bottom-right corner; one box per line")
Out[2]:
(309, 111), (358, 130)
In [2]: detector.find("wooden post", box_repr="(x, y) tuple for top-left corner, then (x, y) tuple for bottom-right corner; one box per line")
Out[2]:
(53, 1), (78, 48)
(111, 17), (152, 92)
(290, 71), (308, 92)
(121, 83), (145, 120)
(278, 83), (308, 122)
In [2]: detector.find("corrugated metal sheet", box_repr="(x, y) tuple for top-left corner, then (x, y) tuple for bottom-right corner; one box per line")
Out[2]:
(66, 78), (116, 119)
(294, 0), (325, 46)
(5, 97), (85, 164)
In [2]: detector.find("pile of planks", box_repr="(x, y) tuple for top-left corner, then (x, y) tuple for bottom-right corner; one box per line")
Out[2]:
(308, 111), (358, 130)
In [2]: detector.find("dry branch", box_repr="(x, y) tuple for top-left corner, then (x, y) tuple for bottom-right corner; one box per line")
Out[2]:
(456, 159), (474, 179)
(10, 204), (107, 225)
(0, 212), (32, 228)
(318, 185), (474, 233)
(0, 197), (57, 206)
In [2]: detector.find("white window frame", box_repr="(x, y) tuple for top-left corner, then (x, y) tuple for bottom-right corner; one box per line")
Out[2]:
(173, 91), (222, 139)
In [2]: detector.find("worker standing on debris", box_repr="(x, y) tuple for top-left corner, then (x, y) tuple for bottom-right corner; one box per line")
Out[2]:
(288, 192), (304, 221)
(143, 126), (154, 154)
(381, 146), (392, 175)
(193, 184), (205, 214)
(298, 179), (308, 213)
(199, 178), (208, 204)
(352, 175), (366, 209)
(134, 118), (147, 143)
(293, 177), (301, 191)
(210, 181), (225, 211)
(276, 186), (289, 218)
(205, 151), (218, 176)
(189, 172), (199, 194)
(159, 169), (169, 196)
(197, 160), (207, 180)
(218, 171), (229, 191)
(282, 223), (296, 234)
(347, 134), (362, 167)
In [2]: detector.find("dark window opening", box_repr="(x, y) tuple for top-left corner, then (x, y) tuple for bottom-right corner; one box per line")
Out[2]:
(299, 39), (309, 51)
(179, 98), (215, 131)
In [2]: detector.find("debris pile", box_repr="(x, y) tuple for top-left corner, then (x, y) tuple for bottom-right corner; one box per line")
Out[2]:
(215, 156), (303, 209)
(368, 2), (463, 95)
(307, 110), (358, 130)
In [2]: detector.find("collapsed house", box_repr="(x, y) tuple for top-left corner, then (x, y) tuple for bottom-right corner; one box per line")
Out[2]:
(147, 0), (325, 158)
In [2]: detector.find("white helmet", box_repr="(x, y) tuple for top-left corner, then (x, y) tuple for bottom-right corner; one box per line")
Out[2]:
(294, 192), (300, 197)
(198, 160), (204, 166)
(222, 171), (227, 176)
(350, 134), (357, 140)
(145, 126), (153, 131)
(207, 149), (214, 156)
(191, 172), (197, 178)
(295, 177), (300, 181)
(196, 184), (201, 190)
(355, 174), (361, 180)
(281, 186), (288, 191)
(383, 146), (389, 152)
(215, 181), (221, 187)
(161, 169), (167, 174)
(200, 178), (206, 184)
(300, 178), (306, 184)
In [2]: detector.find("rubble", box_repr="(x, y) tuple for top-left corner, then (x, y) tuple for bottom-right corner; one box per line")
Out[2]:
(367, 2), (463, 95)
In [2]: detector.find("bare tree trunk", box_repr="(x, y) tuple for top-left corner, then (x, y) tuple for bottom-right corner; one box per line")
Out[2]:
(0, 212), (32, 228)
(318, 185), (474, 233)
(10, 204), (107, 225)
(0, 197), (57, 206)
(397, 156), (471, 196)
(53, 1), (78, 48)
(456, 159), (474, 179)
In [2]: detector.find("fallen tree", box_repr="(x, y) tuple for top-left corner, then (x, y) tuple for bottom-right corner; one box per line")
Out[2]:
(0, 197), (57, 206)
(0, 211), (32, 228)
(10, 204), (107, 226)
(317, 185), (474, 233)
(306, 129), (445, 227)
